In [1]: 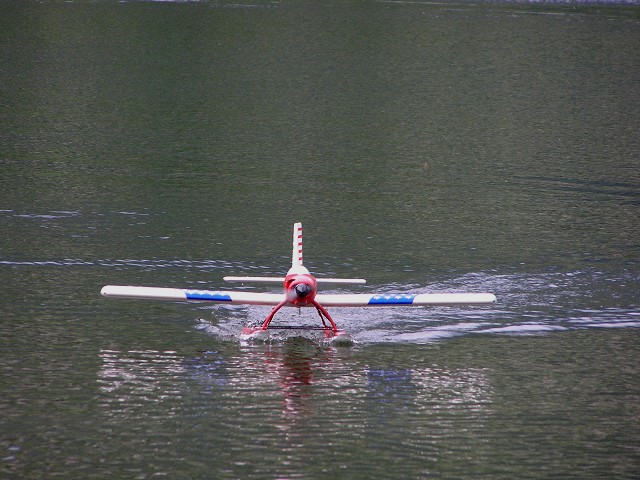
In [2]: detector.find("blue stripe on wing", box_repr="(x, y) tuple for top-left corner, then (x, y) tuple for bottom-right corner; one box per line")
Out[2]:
(184, 290), (233, 302)
(367, 294), (416, 305)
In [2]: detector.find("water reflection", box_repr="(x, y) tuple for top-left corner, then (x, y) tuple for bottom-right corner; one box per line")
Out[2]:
(94, 342), (497, 478)
(98, 344), (492, 423)
(365, 366), (492, 424)
(98, 349), (187, 414)
(232, 339), (342, 422)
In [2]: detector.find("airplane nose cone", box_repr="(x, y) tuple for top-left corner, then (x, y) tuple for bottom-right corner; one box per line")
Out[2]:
(294, 283), (313, 298)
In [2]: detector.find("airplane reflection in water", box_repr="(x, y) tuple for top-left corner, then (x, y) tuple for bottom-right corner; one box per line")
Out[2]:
(97, 347), (492, 421)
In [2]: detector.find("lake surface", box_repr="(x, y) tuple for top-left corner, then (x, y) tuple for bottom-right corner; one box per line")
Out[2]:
(1, 0), (639, 478)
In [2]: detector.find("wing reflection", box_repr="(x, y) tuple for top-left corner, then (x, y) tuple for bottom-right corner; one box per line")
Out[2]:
(98, 349), (188, 410)
(366, 367), (492, 411)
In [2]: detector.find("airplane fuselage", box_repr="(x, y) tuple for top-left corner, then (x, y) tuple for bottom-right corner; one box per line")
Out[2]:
(284, 265), (317, 306)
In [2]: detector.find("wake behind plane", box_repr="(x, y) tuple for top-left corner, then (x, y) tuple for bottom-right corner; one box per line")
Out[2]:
(101, 223), (496, 342)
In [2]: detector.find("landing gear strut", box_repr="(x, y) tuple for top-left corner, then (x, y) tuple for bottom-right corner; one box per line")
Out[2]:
(259, 300), (338, 333)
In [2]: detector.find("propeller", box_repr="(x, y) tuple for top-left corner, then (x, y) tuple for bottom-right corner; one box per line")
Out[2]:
(294, 283), (313, 298)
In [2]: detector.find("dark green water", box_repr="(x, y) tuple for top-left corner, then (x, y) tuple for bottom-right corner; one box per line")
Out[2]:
(1, 1), (639, 478)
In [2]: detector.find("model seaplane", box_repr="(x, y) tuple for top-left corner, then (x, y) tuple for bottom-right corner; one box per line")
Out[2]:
(101, 223), (496, 342)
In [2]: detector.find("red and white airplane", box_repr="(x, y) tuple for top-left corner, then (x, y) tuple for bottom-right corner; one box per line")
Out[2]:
(101, 223), (496, 341)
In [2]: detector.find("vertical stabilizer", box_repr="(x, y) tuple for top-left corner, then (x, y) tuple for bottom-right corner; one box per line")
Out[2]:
(292, 222), (303, 267)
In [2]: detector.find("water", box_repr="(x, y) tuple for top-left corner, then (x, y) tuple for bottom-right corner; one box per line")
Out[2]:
(1, 0), (639, 478)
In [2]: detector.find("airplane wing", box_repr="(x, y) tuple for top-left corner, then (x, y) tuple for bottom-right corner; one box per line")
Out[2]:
(315, 292), (496, 307)
(101, 286), (495, 307)
(100, 285), (283, 305)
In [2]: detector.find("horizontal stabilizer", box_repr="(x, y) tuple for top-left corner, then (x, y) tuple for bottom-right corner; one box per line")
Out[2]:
(223, 276), (284, 283)
(224, 276), (366, 284)
(315, 278), (366, 284)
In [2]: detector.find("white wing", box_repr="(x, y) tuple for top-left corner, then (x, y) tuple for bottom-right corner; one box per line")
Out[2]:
(101, 286), (495, 308)
(315, 292), (497, 307)
(101, 285), (283, 305)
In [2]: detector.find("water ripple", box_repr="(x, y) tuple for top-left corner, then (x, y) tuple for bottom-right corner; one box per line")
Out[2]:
(196, 269), (639, 344)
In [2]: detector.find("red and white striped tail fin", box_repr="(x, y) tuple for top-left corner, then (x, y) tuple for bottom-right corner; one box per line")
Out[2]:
(292, 222), (303, 267)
